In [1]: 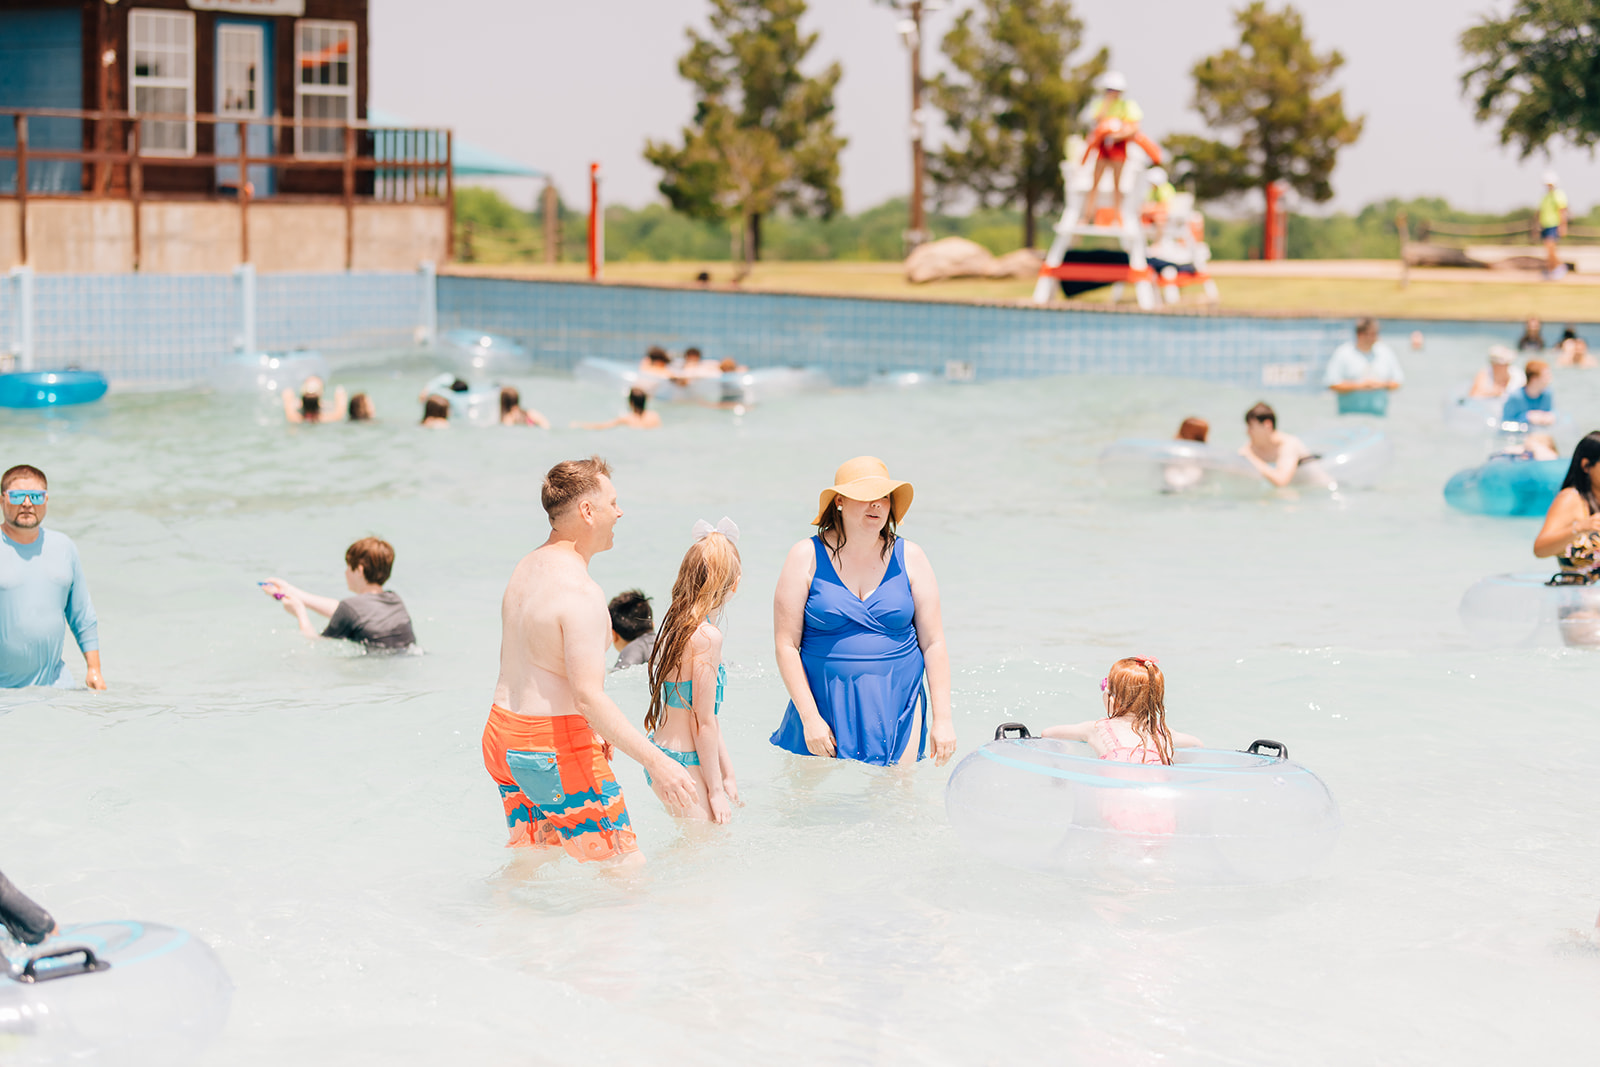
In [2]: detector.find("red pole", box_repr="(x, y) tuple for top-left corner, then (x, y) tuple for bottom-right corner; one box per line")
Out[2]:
(587, 162), (602, 280)
(1263, 180), (1287, 260)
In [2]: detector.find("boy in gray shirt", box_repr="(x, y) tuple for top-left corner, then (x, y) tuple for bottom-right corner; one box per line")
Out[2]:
(261, 537), (416, 650)
(608, 588), (655, 670)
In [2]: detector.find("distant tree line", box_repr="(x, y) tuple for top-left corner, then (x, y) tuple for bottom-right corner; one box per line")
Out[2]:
(454, 187), (1598, 265)
(466, 0), (1595, 263)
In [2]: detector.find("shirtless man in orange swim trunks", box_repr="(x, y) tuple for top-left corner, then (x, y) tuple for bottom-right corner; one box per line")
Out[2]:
(483, 456), (697, 866)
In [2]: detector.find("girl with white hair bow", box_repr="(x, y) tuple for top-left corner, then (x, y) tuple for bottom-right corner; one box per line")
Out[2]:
(643, 518), (743, 823)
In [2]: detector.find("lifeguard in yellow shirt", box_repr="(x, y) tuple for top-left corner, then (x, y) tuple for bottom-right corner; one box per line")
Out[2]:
(1080, 71), (1161, 224)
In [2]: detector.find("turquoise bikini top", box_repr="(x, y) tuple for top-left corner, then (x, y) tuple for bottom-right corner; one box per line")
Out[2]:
(662, 662), (725, 717)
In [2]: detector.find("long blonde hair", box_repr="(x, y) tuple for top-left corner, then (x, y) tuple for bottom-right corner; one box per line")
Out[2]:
(645, 532), (741, 733)
(1106, 656), (1174, 764)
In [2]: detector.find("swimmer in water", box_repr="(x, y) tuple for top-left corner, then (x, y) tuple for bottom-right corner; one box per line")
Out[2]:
(421, 394), (451, 428)
(1237, 402), (1322, 488)
(348, 393), (375, 421)
(637, 346), (672, 380)
(643, 519), (742, 823)
(499, 386), (550, 428)
(1468, 346), (1525, 399)
(711, 357), (750, 409)
(1162, 416), (1210, 492)
(282, 375), (346, 424)
(575, 388), (661, 430)
(1499, 432), (1559, 462)
(1041, 657), (1201, 764)
(260, 536), (416, 649)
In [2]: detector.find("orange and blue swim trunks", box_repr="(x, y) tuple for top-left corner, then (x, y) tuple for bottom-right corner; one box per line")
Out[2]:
(481, 704), (638, 862)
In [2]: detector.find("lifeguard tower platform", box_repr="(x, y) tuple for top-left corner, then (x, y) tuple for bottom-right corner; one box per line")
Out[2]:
(1032, 135), (1216, 309)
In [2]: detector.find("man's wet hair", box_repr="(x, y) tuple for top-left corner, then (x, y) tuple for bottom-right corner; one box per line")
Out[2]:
(608, 589), (654, 641)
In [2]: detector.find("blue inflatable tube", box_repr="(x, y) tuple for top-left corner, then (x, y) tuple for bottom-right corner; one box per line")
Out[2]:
(944, 725), (1340, 886)
(1, 920), (232, 1064)
(1443, 457), (1564, 516)
(0, 371), (108, 409)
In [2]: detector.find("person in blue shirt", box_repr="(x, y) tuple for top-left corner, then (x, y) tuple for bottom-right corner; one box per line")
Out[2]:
(0, 464), (104, 689)
(1323, 317), (1404, 416)
(1500, 359), (1555, 427)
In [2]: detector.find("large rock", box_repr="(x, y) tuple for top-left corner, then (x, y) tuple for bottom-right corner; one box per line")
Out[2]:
(904, 237), (999, 283)
(989, 247), (1045, 279)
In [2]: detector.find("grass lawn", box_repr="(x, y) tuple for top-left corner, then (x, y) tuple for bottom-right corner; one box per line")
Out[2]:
(442, 260), (1600, 323)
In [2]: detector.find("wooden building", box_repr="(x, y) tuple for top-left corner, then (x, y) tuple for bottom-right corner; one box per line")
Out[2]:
(0, 0), (451, 273)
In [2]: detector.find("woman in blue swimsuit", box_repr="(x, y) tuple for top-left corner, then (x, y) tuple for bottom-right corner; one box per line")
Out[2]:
(771, 457), (956, 767)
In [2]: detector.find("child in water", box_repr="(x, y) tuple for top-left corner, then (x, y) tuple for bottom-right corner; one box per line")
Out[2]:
(1042, 657), (1201, 764)
(645, 519), (741, 823)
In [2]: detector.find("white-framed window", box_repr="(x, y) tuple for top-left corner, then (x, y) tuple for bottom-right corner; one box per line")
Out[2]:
(295, 19), (356, 158)
(129, 9), (196, 157)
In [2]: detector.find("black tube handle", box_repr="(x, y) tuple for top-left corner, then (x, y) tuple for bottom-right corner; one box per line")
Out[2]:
(1246, 739), (1288, 760)
(19, 946), (110, 983)
(994, 722), (1032, 740)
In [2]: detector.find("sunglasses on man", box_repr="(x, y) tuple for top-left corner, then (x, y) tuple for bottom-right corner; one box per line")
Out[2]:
(5, 490), (46, 505)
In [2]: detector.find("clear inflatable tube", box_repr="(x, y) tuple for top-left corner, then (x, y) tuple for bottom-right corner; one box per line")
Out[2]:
(573, 357), (828, 405)
(1458, 572), (1600, 648)
(944, 726), (1340, 886)
(439, 329), (530, 372)
(1443, 458), (1564, 517)
(1099, 425), (1392, 493)
(213, 351), (330, 394)
(0, 371), (108, 409)
(1441, 387), (1573, 437)
(1, 920), (232, 1065)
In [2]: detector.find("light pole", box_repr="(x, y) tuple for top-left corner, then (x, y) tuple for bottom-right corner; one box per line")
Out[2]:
(892, 1), (941, 254)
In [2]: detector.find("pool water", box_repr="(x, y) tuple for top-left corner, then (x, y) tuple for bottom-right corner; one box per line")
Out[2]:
(3, 333), (1598, 1064)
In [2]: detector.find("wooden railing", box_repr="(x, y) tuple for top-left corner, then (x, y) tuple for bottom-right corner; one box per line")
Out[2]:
(1411, 215), (1600, 248)
(0, 107), (453, 269)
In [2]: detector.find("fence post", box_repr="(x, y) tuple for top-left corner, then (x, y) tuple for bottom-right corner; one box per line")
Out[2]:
(418, 260), (437, 347)
(11, 266), (35, 371)
(15, 116), (28, 266)
(235, 262), (256, 355)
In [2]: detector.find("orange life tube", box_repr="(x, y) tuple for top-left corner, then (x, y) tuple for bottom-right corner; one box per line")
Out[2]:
(1082, 120), (1163, 166)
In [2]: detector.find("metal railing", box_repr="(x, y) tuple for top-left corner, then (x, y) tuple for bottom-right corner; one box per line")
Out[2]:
(0, 107), (454, 269)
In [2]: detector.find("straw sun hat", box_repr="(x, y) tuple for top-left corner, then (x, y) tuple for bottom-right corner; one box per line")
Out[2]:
(812, 456), (914, 525)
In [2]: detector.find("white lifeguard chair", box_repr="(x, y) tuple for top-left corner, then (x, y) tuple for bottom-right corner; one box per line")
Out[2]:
(1032, 136), (1216, 308)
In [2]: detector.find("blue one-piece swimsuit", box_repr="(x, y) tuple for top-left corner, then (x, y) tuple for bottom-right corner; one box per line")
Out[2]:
(770, 536), (929, 766)
(645, 663), (725, 783)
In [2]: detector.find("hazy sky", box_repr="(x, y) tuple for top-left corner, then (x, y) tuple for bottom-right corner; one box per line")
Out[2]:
(370, 0), (1594, 217)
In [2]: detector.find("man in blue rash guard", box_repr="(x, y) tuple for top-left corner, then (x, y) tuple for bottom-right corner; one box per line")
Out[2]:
(0, 465), (105, 689)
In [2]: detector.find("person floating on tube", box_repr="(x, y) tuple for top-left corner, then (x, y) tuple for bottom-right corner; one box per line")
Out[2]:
(1080, 71), (1159, 225)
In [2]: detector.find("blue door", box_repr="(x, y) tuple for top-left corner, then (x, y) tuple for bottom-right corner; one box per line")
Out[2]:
(0, 9), (83, 193)
(214, 20), (274, 196)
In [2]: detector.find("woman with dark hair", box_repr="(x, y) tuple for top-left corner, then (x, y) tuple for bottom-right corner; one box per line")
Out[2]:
(770, 457), (956, 767)
(574, 387), (661, 430)
(1534, 430), (1600, 566)
(282, 375), (345, 424)
(420, 394), (451, 428)
(498, 386), (549, 427)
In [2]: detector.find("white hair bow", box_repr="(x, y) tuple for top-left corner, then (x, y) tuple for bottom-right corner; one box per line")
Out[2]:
(691, 516), (740, 545)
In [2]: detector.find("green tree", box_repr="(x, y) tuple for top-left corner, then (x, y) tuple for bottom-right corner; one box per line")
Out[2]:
(927, 0), (1105, 248)
(1167, 2), (1362, 213)
(644, 0), (845, 272)
(1461, 0), (1600, 157)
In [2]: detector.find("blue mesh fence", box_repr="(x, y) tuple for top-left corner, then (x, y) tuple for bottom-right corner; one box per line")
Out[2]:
(438, 276), (1348, 389)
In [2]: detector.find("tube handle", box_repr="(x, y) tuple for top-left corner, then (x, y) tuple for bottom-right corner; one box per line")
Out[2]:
(1246, 739), (1288, 760)
(19, 946), (110, 983)
(994, 723), (1032, 741)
